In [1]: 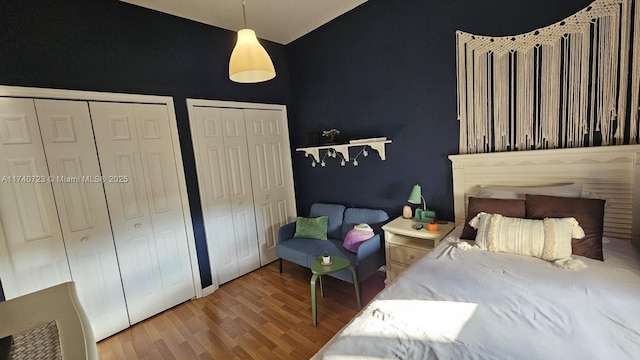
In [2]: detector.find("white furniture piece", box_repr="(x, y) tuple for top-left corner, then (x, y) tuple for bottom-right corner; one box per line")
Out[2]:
(449, 144), (640, 246)
(382, 217), (454, 284)
(187, 99), (297, 289)
(313, 144), (640, 359)
(0, 282), (98, 360)
(0, 86), (199, 341)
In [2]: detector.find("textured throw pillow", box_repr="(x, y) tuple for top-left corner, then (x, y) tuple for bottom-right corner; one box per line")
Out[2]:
(343, 224), (375, 253)
(526, 195), (606, 260)
(461, 197), (526, 240)
(470, 212), (585, 261)
(293, 216), (328, 240)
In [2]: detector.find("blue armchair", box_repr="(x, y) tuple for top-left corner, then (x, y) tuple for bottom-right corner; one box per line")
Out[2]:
(276, 203), (389, 298)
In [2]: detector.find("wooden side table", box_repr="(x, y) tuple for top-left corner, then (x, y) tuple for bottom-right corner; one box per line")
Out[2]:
(310, 256), (361, 326)
(382, 217), (455, 284)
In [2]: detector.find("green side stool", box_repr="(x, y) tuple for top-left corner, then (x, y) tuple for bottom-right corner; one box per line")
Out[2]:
(310, 255), (361, 326)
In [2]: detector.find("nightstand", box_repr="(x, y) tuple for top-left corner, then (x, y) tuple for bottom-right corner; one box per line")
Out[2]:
(382, 216), (455, 284)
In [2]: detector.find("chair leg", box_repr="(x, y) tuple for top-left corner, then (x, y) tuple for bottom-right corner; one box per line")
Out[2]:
(279, 258), (283, 273)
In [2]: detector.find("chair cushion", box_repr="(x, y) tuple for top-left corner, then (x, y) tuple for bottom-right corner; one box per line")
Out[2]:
(308, 240), (359, 283)
(276, 238), (329, 267)
(310, 203), (345, 239)
(308, 240), (357, 263)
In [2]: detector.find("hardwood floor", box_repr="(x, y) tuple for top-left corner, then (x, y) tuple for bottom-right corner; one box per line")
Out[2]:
(97, 260), (386, 359)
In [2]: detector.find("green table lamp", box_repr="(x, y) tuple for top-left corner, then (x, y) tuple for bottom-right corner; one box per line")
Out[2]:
(408, 184), (436, 223)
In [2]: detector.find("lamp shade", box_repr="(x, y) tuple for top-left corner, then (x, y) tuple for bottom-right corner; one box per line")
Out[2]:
(407, 184), (422, 205)
(229, 29), (276, 83)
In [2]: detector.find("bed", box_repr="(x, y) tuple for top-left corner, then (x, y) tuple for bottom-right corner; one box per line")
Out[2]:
(312, 145), (640, 359)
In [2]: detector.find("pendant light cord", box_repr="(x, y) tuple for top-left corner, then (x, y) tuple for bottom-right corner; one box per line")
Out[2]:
(242, 0), (247, 28)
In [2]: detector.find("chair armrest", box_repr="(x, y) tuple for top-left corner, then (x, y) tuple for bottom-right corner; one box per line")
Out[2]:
(356, 234), (382, 260)
(278, 222), (297, 243)
(355, 234), (385, 282)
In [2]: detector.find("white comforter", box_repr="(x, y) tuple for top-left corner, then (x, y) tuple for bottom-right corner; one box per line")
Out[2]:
(313, 227), (640, 359)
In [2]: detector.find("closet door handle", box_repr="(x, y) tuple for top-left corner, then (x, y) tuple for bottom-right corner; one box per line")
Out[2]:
(238, 201), (243, 206)
(134, 223), (141, 228)
(80, 237), (89, 243)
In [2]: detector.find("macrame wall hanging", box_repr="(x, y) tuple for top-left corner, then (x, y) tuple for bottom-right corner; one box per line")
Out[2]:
(456, 0), (640, 154)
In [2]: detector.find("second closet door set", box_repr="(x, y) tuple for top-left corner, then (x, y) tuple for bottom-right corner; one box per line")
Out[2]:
(0, 90), (196, 340)
(188, 100), (297, 287)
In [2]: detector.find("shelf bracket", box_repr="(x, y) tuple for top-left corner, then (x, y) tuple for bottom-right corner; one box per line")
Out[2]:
(368, 142), (387, 160)
(300, 148), (320, 163)
(332, 145), (350, 162)
(296, 138), (392, 167)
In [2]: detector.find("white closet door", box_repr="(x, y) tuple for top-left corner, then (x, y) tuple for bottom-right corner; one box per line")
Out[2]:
(244, 109), (296, 265)
(191, 106), (260, 285)
(90, 102), (193, 324)
(0, 98), (71, 300)
(34, 99), (129, 340)
(133, 104), (195, 307)
(89, 102), (163, 324)
(219, 108), (260, 282)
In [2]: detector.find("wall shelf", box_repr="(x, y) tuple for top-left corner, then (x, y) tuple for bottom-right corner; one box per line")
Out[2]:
(296, 138), (392, 167)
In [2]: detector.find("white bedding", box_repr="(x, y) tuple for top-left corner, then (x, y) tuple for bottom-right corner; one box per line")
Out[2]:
(313, 226), (640, 359)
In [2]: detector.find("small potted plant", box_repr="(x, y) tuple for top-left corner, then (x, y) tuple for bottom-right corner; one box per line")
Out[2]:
(322, 129), (340, 144)
(322, 251), (331, 265)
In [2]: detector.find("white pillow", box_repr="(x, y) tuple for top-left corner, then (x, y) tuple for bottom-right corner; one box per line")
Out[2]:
(475, 184), (582, 200)
(469, 212), (585, 261)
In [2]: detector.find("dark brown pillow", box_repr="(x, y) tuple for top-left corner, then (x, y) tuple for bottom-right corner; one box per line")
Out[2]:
(525, 194), (605, 261)
(461, 197), (526, 240)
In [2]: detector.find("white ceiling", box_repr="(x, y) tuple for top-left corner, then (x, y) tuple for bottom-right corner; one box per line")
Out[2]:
(120, 0), (368, 45)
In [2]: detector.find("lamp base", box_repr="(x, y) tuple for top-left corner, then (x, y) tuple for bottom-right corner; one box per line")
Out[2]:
(414, 208), (437, 223)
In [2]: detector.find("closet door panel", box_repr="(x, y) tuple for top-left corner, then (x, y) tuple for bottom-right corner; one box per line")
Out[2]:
(133, 104), (195, 306)
(192, 108), (238, 284)
(89, 102), (165, 324)
(220, 109), (260, 276)
(210, 215), (238, 285)
(35, 99), (129, 340)
(244, 109), (296, 265)
(0, 98), (70, 300)
(190, 107), (259, 285)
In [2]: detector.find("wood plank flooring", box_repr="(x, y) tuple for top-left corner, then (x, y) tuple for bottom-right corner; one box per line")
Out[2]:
(97, 260), (386, 359)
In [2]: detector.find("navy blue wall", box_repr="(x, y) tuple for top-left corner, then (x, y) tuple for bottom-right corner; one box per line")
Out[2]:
(0, 0), (594, 302)
(287, 0), (592, 220)
(0, 0), (293, 298)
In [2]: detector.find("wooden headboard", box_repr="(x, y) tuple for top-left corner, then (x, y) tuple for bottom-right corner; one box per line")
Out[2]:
(449, 145), (640, 247)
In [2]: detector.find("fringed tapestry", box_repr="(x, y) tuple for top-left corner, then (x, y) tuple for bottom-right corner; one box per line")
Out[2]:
(456, 0), (640, 154)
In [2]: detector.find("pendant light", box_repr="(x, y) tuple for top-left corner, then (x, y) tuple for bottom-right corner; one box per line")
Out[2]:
(229, 0), (276, 83)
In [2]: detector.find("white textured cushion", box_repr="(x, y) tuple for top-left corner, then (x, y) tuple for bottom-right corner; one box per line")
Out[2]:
(469, 212), (585, 261)
(475, 184), (583, 200)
